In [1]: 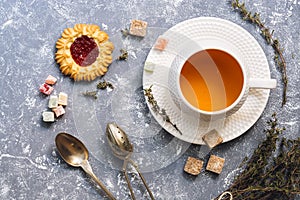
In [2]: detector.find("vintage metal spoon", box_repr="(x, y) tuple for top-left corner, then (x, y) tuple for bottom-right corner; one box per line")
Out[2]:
(106, 123), (155, 200)
(55, 132), (116, 200)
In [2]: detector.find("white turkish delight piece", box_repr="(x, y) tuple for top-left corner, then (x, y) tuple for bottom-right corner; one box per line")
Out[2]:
(58, 92), (68, 106)
(48, 95), (58, 108)
(144, 62), (156, 72)
(42, 111), (55, 122)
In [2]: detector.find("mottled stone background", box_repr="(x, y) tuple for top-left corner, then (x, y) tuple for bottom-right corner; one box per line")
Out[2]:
(0, 0), (299, 199)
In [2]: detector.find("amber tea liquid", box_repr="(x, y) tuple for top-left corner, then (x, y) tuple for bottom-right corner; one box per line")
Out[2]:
(179, 49), (244, 112)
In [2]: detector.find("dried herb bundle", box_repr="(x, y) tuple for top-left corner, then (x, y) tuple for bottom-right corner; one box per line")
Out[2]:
(215, 114), (300, 200)
(144, 85), (182, 135)
(231, 0), (288, 106)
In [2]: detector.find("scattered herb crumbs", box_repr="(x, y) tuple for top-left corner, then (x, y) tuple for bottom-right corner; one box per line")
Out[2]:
(117, 48), (128, 61)
(82, 80), (114, 99)
(82, 90), (98, 99)
(121, 28), (130, 37)
(97, 80), (114, 90)
(291, 53), (295, 59)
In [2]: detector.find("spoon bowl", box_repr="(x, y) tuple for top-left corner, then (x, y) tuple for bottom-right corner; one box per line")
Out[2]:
(55, 132), (88, 167)
(106, 123), (133, 159)
(55, 132), (116, 200)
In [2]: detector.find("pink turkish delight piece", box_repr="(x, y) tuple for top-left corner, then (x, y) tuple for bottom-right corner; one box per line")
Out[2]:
(154, 37), (168, 51)
(45, 75), (57, 85)
(39, 83), (54, 95)
(52, 105), (65, 117)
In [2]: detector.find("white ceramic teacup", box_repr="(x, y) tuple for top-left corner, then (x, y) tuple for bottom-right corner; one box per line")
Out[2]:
(168, 39), (276, 122)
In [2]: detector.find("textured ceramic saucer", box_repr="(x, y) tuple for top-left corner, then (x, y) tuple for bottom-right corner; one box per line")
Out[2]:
(143, 17), (271, 145)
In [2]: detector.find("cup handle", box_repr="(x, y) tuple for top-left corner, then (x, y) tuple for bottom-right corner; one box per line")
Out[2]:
(249, 78), (277, 89)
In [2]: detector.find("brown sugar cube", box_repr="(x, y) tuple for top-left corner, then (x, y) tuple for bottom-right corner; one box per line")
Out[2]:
(184, 156), (204, 175)
(154, 37), (168, 51)
(129, 19), (148, 37)
(202, 129), (223, 149)
(206, 155), (225, 174)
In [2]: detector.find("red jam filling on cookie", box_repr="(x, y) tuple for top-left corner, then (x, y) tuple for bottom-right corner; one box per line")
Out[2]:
(70, 35), (99, 66)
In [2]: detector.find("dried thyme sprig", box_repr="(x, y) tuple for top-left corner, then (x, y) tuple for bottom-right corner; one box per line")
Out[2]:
(82, 80), (114, 99)
(97, 80), (114, 90)
(231, 0), (288, 106)
(117, 48), (128, 61)
(121, 28), (130, 37)
(82, 90), (98, 99)
(215, 113), (300, 200)
(144, 85), (182, 135)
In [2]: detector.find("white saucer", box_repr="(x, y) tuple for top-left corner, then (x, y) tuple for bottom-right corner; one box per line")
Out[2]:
(142, 17), (271, 145)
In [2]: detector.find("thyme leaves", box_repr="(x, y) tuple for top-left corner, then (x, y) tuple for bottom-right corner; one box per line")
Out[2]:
(117, 48), (128, 61)
(82, 80), (114, 99)
(215, 113), (300, 200)
(121, 28), (130, 37)
(82, 90), (98, 99)
(144, 85), (182, 135)
(231, 0), (288, 106)
(97, 80), (114, 90)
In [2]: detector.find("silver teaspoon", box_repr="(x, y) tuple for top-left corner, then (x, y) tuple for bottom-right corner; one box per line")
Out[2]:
(106, 123), (155, 200)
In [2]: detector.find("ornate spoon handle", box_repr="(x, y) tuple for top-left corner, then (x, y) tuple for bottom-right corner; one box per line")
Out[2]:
(129, 159), (155, 200)
(81, 160), (116, 200)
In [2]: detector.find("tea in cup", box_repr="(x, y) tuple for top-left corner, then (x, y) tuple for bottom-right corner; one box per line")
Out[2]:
(168, 39), (276, 121)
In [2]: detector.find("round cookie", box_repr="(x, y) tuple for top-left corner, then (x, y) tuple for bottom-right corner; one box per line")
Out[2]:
(55, 24), (114, 81)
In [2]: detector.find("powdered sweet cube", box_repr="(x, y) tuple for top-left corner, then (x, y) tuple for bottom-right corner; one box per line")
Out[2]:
(144, 62), (156, 72)
(184, 156), (204, 175)
(42, 111), (55, 122)
(206, 155), (225, 174)
(48, 95), (58, 108)
(58, 92), (68, 106)
(45, 75), (57, 85)
(52, 105), (65, 117)
(202, 129), (223, 149)
(129, 19), (148, 37)
(154, 37), (168, 51)
(39, 83), (54, 95)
